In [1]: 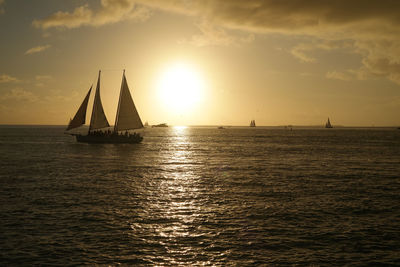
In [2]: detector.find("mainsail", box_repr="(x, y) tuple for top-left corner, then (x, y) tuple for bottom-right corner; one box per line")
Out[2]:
(114, 71), (143, 132)
(89, 71), (110, 131)
(66, 86), (92, 131)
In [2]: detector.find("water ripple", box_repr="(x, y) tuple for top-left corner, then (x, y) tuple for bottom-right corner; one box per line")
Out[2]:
(0, 126), (399, 265)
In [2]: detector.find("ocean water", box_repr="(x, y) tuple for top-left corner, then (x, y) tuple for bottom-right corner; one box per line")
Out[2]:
(0, 126), (399, 266)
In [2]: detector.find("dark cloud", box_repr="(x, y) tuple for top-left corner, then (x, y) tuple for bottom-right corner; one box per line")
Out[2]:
(33, 0), (400, 84)
(33, 0), (149, 29)
(133, 0), (400, 34)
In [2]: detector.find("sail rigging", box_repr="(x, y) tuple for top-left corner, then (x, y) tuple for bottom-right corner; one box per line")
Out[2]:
(66, 86), (92, 131)
(114, 71), (143, 132)
(89, 71), (110, 131)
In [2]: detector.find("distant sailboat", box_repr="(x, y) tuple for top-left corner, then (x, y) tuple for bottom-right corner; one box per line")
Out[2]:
(152, 123), (168, 128)
(325, 117), (333, 128)
(250, 120), (256, 127)
(65, 70), (143, 143)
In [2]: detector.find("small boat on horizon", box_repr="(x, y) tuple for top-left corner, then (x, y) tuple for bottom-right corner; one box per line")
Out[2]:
(65, 70), (144, 143)
(152, 123), (168, 128)
(250, 120), (256, 127)
(325, 117), (333, 128)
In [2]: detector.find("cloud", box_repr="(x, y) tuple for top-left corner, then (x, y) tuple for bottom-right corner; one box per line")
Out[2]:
(25, 44), (51, 55)
(133, 0), (400, 84)
(290, 40), (354, 63)
(179, 20), (254, 47)
(0, 0), (4, 15)
(32, 1), (400, 38)
(291, 43), (317, 63)
(33, 0), (150, 29)
(326, 71), (354, 81)
(129, 0), (400, 34)
(44, 89), (77, 103)
(34, 75), (53, 87)
(355, 40), (400, 84)
(33, 5), (91, 29)
(32, 0), (400, 85)
(0, 74), (19, 83)
(0, 88), (38, 102)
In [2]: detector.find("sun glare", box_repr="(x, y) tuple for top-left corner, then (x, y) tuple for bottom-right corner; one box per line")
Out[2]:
(157, 63), (204, 112)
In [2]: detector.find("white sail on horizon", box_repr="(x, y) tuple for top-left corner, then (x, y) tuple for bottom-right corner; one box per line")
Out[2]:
(89, 71), (110, 131)
(114, 72), (143, 131)
(326, 117), (333, 128)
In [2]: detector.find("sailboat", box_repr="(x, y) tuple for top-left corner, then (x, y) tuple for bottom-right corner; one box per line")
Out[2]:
(250, 119), (256, 127)
(325, 117), (333, 128)
(65, 70), (143, 143)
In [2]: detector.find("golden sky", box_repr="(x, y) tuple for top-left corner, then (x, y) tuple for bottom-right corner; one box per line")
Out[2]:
(0, 0), (399, 126)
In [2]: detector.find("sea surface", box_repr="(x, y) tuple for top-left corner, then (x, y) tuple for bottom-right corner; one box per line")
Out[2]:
(0, 126), (399, 266)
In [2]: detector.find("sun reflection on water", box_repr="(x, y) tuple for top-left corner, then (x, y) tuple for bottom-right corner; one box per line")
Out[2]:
(173, 125), (188, 131)
(158, 127), (203, 263)
(130, 126), (215, 265)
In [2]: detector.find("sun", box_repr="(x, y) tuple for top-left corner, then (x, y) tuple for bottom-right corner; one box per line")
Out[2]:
(157, 63), (204, 112)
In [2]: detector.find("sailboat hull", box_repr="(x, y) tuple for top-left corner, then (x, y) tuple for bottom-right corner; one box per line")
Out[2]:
(75, 133), (143, 144)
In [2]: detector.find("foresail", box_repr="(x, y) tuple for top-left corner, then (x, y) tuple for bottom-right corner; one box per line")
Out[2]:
(66, 86), (92, 131)
(89, 71), (110, 131)
(114, 72), (143, 131)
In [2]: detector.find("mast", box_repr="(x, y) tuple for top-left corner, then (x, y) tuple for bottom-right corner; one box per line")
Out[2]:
(89, 70), (110, 132)
(114, 69), (124, 132)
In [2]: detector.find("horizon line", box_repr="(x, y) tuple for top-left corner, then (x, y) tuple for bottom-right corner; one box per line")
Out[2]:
(0, 124), (399, 128)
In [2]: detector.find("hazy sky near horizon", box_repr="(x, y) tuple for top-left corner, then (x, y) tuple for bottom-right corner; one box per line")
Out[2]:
(1, 0), (400, 126)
